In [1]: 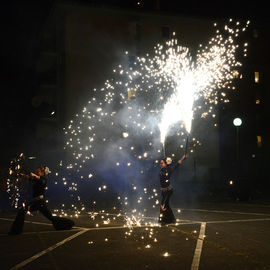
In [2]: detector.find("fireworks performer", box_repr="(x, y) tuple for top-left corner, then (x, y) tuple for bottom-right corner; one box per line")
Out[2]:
(9, 166), (74, 235)
(158, 154), (187, 225)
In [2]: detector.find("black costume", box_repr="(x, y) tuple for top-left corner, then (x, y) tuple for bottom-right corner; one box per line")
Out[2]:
(9, 174), (74, 234)
(9, 175), (53, 234)
(158, 162), (180, 225)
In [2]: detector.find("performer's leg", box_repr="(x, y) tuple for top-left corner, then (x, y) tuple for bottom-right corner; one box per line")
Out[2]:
(161, 190), (176, 224)
(159, 192), (166, 224)
(165, 190), (176, 223)
(163, 189), (173, 209)
(9, 207), (26, 235)
(38, 200), (54, 221)
(9, 200), (40, 234)
(37, 200), (74, 230)
(160, 191), (166, 209)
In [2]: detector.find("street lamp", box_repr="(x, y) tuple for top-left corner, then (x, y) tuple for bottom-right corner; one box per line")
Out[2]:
(233, 117), (242, 161)
(233, 118), (242, 127)
(231, 117), (242, 200)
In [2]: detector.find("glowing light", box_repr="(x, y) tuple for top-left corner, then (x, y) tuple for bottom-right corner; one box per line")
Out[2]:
(233, 118), (242, 126)
(122, 132), (129, 138)
(163, 252), (170, 257)
(154, 23), (247, 142)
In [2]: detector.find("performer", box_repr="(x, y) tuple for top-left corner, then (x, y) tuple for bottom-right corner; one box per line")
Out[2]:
(158, 154), (187, 225)
(9, 166), (74, 235)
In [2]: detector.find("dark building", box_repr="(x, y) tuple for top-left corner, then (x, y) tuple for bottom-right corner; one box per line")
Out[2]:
(33, 1), (220, 183)
(218, 20), (270, 199)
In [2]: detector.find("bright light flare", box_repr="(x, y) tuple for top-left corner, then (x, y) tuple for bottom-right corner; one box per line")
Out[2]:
(137, 20), (249, 143)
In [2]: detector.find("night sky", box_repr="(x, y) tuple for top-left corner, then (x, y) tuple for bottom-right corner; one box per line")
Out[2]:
(0, 0), (268, 163)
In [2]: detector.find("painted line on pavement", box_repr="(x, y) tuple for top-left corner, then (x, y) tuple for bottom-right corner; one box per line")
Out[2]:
(0, 217), (200, 230)
(0, 217), (52, 226)
(180, 208), (270, 216)
(9, 229), (88, 270)
(2, 216), (270, 230)
(2, 216), (270, 231)
(206, 218), (270, 224)
(0, 228), (81, 236)
(191, 222), (206, 270)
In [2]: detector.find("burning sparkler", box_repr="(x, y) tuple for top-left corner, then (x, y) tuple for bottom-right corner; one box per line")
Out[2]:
(6, 153), (31, 208)
(145, 20), (250, 154)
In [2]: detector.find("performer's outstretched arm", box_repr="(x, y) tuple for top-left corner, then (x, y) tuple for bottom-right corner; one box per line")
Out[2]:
(19, 173), (30, 179)
(169, 154), (187, 172)
(20, 172), (40, 180)
(178, 154), (187, 164)
(29, 172), (40, 180)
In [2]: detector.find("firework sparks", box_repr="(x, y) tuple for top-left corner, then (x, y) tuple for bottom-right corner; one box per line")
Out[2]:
(5, 20), (248, 234)
(138, 21), (250, 145)
(69, 27), (237, 175)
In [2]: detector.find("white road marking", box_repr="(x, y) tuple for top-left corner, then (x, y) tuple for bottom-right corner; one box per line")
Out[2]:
(2, 216), (270, 230)
(207, 218), (270, 224)
(0, 217), (200, 229)
(180, 208), (270, 216)
(2, 214), (270, 269)
(13, 228), (81, 235)
(9, 229), (88, 270)
(191, 222), (206, 270)
(0, 217), (52, 226)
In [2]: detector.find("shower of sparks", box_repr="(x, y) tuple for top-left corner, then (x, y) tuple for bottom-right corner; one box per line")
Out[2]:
(5, 20), (250, 245)
(54, 19), (250, 223)
(61, 18), (248, 183)
(6, 153), (30, 208)
(138, 20), (250, 144)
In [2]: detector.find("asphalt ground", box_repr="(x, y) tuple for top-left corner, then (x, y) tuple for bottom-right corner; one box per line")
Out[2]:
(1, 202), (270, 270)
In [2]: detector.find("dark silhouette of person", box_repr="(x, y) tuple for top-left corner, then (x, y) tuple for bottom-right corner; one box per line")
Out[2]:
(158, 154), (187, 225)
(9, 166), (74, 234)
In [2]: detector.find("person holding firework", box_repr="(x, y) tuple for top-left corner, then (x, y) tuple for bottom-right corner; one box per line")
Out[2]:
(158, 154), (187, 225)
(9, 166), (74, 235)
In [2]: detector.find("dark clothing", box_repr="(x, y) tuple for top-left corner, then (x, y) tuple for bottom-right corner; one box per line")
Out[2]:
(9, 199), (53, 234)
(159, 162), (180, 225)
(159, 162), (179, 188)
(9, 174), (74, 235)
(9, 175), (53, 234)
(158, 189), (176, 224)
(31, 176), (47, 198)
